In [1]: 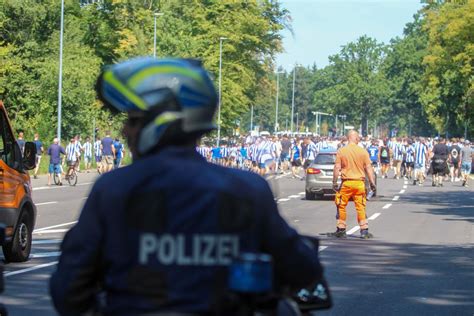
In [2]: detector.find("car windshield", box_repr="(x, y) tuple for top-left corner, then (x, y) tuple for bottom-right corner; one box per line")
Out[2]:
(314, 153), (336, 165)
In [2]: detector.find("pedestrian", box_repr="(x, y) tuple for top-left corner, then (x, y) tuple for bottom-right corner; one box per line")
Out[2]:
(65, 138), (80, 179)
(448, 138), (461, 182)
(431, 137), (450, 187)
(17, 131), (25, 155)
(414, 138), (429, 186)
(74, 135), (82, 172)
(47, 138), (65, 186)
(113, 137), (125, 169)
(50, 57), (324, 315)
(82, 136), (93, 172)
(379, 140), (391, 179)
(100, 131), (115, 173)
(332, 130), (376, 239)
(94, 136), (102, 173)
(460, 140), (472, 187)
(33, 133), (44, 179)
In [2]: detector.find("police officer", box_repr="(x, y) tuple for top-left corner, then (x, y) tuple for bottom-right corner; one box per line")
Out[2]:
(50, 58), (324, 315)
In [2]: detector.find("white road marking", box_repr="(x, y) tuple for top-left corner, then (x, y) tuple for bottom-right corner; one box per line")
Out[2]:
(33, 229), (69, 234)
(294, 220), (300, 222)
(278, 198), (290, 202)
(298, 192), (305, 195)
(33, 182), (93, 191)
(31, 252), (61, 259)
(392, 195), (400, 201)
(35, 201), (58, 206)
(34, 221), (77, 232)
(383, 204), (392, 209)
(346, 226), (360, 235)
(368, 212), (381, 220)
(32, 239), (62, 245)
(289, 195), (300, 198)
(4, 261), (58, 277)
(399, 189), (405, 194)
(403, 185), (407, 189)
(319, 246), (328, 252)
(404, 181), (408, 185)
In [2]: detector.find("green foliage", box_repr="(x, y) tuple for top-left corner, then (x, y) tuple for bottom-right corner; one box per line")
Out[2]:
(0, 0), (288, 142)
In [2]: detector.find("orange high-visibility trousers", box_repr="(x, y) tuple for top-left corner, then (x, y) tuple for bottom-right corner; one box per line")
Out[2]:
(335, 180), (368, 230)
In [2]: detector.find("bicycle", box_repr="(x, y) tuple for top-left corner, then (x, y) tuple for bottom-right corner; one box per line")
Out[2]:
(65, 161), (78, 186)
(52, 164), (62, 186)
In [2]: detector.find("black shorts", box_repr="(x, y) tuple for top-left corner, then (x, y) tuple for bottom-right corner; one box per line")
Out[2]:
(380, 158), (390, 165)
(291, 159), (302, 167)
(406, 162), (414, 169)
(432, 160), (448, 175)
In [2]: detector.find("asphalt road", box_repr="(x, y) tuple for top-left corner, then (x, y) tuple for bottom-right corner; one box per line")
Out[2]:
(1, 169), (473, 315)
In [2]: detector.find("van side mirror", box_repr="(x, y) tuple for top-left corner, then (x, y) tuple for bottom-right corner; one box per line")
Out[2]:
(23, 142), (37, 170)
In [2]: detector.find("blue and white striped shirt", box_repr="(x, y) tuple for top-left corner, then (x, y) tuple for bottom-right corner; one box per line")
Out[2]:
(414, 143), (428, 165)
(66, 143), (80, 162)
(94, 140), (101, 157)
(393, 143), (404, 160)
(306, 142), (318, 160)
(405, 145), (415, 163)
(83, 142), (92, 157)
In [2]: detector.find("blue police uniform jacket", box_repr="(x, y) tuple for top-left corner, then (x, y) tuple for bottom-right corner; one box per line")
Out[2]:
(50, 146), (322, 316)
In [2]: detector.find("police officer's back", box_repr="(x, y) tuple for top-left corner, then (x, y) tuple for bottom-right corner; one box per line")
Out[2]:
(50, 58), (323, 315)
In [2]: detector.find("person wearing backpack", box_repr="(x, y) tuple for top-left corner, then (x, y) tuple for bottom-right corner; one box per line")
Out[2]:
(379, 139), (391, 178)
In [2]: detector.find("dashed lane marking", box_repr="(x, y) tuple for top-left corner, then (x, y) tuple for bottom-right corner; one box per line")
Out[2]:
(32, 239), (62, 245)
(319, 246), (328, 252)
(34, 221), (77, 232)
(383, 203), (392, 209)
(399, 189), (405, 194)
(4, 261), (58, 278)
(31, 252), (61, 259)
(346, 226), (360, 235)
(33, 229), (69, 234)
(33, 182), (93, 191)
(288, 195), (301, 198)
(368, 212), (381, 220)
(403, 185), (407, 189)
(298, 192), (305, 195)
(36, 201), (58, 206)
(278, 198), (290, 202)
(392, 195), (400, 201)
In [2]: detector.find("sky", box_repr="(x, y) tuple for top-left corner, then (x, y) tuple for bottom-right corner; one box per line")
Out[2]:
(276, 0), (424, 70)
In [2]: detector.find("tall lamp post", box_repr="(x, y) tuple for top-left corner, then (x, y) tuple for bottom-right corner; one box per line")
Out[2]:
(216, 37), (227, 147)
(290, 64), (296, 133)
(57, 0), (65, 142)
(274, 71), (284, 133)
(153, 12), (164, 58)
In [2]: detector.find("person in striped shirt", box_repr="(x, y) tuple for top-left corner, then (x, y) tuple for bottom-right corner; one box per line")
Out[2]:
(413, 138), (429, 185)
(65, 138), (80, 178)
(304, 137), (318, 170)
(404, 139), (415, 180)
(94, 136), (102, 173)
(82, 136), (93, 172)
(74, 135), (82, 172)
(392, 138), (404, 179)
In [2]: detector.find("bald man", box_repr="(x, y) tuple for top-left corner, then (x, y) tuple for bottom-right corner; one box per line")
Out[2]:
(332, 130), (376, 239)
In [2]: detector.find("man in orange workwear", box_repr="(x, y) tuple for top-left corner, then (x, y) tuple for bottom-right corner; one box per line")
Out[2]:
(332, 130), (377, 239)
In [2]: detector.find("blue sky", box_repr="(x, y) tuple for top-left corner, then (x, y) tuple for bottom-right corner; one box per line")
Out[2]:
(276, 0), (424, 70)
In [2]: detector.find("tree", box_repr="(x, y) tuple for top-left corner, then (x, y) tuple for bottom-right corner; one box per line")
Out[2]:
(313, 36), (390, 136)
(420, 0), (474, 137)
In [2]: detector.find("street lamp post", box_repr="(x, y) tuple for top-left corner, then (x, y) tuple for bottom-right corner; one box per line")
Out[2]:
(57, 0), (65, 142)
(274, 71), (283, 133)
(290, 65), (296, 133)
(216, 37), (227, 147)
(153, 12), (164, 58)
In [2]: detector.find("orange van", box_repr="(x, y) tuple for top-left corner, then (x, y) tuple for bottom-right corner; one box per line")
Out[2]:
(0, 100), (37, 262)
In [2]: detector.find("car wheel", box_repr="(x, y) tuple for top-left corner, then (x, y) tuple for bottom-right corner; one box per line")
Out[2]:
(305, 191), (316, 200)
(3, 211), (32, 262)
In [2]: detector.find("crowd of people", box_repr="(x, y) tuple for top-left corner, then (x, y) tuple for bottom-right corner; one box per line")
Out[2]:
(18, 131), (127, 185)
(196, 134), (473, 187)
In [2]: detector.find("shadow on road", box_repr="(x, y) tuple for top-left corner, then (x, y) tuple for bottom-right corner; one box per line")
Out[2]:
(397, 189), (474, 224)
(319, 239), (474, 316)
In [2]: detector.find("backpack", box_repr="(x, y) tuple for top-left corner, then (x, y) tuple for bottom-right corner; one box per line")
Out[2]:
(381, 147), (388, 158)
